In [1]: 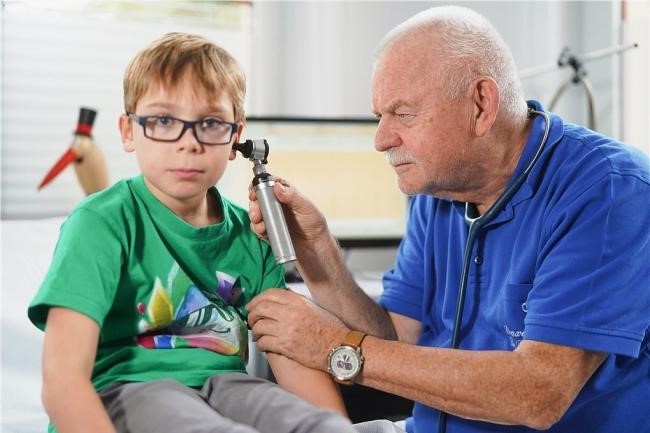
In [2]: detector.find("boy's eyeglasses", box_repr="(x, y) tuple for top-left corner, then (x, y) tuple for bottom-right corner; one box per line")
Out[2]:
(127, 113), (238, 145)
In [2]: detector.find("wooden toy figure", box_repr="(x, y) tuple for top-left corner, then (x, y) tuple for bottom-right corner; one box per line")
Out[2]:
(38, 107), (109, 195)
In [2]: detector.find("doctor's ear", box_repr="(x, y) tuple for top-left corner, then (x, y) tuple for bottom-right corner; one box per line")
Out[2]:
(119, 114), (135, 152)
(470, 77), (499, 137)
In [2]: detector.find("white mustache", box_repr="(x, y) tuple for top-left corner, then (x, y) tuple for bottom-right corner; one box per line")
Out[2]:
(385, 149), (415, 166)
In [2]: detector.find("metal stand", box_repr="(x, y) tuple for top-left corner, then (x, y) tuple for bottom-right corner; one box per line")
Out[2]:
(519, 43), (638, 131)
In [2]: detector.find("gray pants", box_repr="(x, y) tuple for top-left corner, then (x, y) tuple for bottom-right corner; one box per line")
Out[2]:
(100, 373), (359, 433)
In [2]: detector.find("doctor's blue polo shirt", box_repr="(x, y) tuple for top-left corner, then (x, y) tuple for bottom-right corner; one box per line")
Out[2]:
(379, 100), (650, 433)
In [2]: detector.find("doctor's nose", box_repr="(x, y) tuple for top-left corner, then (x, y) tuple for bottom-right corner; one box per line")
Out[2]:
(374, 118), (400, 153)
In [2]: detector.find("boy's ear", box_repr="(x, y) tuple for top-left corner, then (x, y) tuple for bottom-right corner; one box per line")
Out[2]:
(229, 122), (244, 161)
(119, 114), (135, 152)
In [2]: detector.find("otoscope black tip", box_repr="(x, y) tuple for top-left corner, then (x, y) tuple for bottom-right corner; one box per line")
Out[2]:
(233, 141), (252, 158)
(235, 139), (270, 163)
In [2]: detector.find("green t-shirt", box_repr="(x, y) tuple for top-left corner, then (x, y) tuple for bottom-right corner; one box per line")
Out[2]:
(28, 175), (285, 392)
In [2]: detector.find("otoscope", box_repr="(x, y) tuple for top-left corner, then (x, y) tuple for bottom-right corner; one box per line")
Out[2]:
(234, 139), (297, 265)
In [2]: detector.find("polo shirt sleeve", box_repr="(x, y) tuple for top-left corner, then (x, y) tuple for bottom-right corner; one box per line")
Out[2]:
(525, 171), (650, 357)
(380, 196), (428, 321)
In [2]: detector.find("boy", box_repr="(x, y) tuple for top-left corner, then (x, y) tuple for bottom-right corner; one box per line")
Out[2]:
(28, 32), (355, 433)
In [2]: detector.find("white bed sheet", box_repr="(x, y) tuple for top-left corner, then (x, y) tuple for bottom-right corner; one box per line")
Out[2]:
(1, 217), (64, 433)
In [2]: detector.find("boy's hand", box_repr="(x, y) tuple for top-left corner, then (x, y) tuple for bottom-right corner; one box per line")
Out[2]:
(248, 180), (330, 247)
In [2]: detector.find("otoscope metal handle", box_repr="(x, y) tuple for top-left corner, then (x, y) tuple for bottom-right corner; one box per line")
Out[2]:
(234, 138), (296, 264)
(253, 177), (296, 264)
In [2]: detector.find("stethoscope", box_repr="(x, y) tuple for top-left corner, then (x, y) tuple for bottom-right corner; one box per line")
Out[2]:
(437, 104), (551, 433)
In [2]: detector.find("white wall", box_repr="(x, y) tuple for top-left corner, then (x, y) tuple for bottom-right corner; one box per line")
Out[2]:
(622, 1), (650, 152)
(2, 1), (646, 220)
(249, 1), (637, 142)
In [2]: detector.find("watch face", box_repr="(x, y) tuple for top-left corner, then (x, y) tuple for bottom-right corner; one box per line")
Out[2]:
(329, 346), (362, 381)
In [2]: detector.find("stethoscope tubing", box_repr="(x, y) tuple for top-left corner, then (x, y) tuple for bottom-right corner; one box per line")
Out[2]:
(438, 107), (551, 433)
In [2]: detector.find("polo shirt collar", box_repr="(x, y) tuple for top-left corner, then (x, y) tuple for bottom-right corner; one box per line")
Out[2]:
(452, 100), (564, 226)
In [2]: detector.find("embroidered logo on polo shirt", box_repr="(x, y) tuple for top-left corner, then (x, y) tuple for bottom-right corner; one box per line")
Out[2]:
(504, 324), (524, 348)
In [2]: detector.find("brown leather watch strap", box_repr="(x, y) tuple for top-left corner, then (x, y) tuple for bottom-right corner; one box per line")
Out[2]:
(341, 330), (366, 349)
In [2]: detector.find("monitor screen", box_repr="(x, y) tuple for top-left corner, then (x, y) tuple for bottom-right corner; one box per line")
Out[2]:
(218, 117), (408, 244)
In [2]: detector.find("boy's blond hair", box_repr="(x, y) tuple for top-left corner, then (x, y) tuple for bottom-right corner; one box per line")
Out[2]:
(123, 32), (246, 122)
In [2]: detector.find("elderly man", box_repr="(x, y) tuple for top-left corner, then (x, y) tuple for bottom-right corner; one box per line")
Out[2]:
(247, 6), (650, 433)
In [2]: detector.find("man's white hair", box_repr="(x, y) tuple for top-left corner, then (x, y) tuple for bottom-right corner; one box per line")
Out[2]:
(377, 6), (526, 120)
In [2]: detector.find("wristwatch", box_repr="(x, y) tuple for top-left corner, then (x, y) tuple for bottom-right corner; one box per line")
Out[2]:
(327, 330), (366, 385)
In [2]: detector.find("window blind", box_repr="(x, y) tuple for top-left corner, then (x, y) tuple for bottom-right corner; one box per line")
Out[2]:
(1, 2), (251, 219)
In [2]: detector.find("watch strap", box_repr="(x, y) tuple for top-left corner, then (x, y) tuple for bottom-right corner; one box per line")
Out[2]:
(341, 330), (366, 349)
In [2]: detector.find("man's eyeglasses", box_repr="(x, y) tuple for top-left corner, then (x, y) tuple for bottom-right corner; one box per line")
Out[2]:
(127, 113), (238, 145)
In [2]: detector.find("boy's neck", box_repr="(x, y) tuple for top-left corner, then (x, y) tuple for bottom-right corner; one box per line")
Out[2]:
(142, 177), (223, 227)
(175, 192), (222, 227)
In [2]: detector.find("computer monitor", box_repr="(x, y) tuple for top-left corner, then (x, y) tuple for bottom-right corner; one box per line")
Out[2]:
(218, 117), (408, 246)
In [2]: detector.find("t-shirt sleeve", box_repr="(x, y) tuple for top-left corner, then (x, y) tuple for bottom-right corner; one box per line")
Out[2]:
(379, 196), (428, 321)
(28, 207), (125, 330)
(260, 243), (286, 291)
(525, 172), (650, 357)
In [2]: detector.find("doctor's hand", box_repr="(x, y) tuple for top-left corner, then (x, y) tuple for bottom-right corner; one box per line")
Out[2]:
(248, 180), (331, 249)
(247, 289), (349, 371)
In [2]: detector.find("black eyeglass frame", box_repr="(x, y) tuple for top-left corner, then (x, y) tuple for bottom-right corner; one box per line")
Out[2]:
(127, 113), (238, 145)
